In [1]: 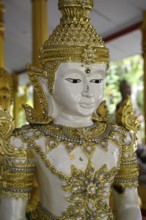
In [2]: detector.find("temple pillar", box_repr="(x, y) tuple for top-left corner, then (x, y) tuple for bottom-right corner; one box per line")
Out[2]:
(32, 0), (48, 66)
(142, 11), (146, 143)
(0, 0), (14, 113)
(31, 0), (48, 113)
(0, 0), (5, 68)
(12, 73), (18, 127)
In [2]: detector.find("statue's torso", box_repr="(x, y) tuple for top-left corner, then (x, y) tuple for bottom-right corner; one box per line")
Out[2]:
(11, 122), (130, 220)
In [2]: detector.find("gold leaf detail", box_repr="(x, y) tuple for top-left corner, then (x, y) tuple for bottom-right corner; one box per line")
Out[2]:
(0, 106), (15, 156)
(116, 96), (140, 133)
(92, 100), (109, 122)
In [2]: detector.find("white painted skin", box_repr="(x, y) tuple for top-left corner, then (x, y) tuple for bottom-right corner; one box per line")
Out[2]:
(52, 62), (106, 127)
(0, 62), (142, 220)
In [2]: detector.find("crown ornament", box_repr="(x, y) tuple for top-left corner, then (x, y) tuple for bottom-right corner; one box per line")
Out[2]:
(58, 0), (93, 10)
(39, 0), (109, 94)
(58, 0), (93, 17)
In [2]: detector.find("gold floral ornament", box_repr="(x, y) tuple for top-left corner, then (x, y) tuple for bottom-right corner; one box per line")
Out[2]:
(92, 100), (109, 122)
(62, 161), (115, 219)
(0, 106), (15, 156)
(23, 64), (53, 124)
(39, 0), (109, 94)
(116, 96), (140, 133)
(81, 46), (99, 64)
(0, 108), (29, 159)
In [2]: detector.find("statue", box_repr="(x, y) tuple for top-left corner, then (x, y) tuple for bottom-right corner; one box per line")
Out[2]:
(116, 79), (132, 111)
(0, 68), (14, 195)
(0, 68), (14, 111)
(0, 0), (142, 219)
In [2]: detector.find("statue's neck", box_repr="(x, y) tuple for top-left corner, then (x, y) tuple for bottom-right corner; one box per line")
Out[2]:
(53, 112), (93, 128)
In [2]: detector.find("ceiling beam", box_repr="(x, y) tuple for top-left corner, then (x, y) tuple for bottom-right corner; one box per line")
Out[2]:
(103, 21), (142, 42)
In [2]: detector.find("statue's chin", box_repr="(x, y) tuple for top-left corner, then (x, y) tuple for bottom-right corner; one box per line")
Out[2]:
(59, 103), (96, 117)
(76, 108), (95, 117)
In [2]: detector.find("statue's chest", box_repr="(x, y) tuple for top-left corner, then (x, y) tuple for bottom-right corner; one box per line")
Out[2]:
(32, 139), (118, 220)
(32, 123), (125, 178)
(33, 135), (121, 219)
(34, 137), (120, 178)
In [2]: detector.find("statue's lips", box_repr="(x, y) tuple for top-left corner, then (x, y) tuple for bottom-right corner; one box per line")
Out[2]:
(79, 102), (95, 108)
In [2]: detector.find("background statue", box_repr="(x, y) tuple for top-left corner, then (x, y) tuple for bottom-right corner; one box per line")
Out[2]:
(0, 68), (14, 111)
(0, 0), (142, 220)
(0, 68), (14, 196)
(116, 79), (131, 111)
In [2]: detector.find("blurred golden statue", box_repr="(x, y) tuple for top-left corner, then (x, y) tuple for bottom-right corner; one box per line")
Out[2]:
(0, 68), (14, 111)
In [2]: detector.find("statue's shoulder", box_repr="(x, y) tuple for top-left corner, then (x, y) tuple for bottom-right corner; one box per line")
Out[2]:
(12, 124), (35, 139)
(6, 124), (40, 159)
(12, 123), (41, 145)
(109, 96), (140, 150)
(109, 123), (135, 147)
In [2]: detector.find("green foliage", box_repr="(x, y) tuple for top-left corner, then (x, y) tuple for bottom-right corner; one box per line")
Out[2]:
(104, 55), (144, 114)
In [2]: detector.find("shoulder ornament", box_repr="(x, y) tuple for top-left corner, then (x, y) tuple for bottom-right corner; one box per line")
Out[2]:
(0, 106), (15, 157)
(92, 100), (109, 122)
(116, 96), (140, 133)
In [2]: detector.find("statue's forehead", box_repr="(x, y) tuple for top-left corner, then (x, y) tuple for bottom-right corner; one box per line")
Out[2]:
(56, 62), (106, 75)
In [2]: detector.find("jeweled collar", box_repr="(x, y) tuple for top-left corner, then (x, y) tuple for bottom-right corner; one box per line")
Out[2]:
(32, 121), (110, 141)
(32, 121), (111, 158)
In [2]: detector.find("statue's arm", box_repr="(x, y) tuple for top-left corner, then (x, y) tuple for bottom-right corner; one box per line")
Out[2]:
(112, 187), (142, 220)
(112, 131), (142, 220)
(112, 96), (142, 219)
(0, 136), (36, 220)
(0, 197), (28, 220)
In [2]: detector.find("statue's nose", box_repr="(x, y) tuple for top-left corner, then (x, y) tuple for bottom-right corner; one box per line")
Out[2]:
(82, 85), (93, 97)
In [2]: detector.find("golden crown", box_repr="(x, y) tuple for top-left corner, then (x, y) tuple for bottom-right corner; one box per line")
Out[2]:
(39, 0), (109, 66)
(58, 0), (93, 10)
(38, 0), (109, 93)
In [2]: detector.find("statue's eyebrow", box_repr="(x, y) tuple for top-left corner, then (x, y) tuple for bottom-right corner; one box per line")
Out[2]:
(91, 69), (105, 76)
(62, 69), (85, 77)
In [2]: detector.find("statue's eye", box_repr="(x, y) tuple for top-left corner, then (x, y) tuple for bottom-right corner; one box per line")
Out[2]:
(66, 78), (81, 83)
(90, 79), (103, 83)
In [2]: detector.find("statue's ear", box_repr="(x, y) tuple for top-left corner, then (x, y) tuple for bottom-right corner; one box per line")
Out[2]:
(26, 64), (48, 115)
(38, 76), (57, 118)
(38, 76), (49, 99)
(23, 64), (53, 124)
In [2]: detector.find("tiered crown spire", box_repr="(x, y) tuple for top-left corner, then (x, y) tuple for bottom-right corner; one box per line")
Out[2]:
(58, 0), (93, 19)
(39, 0), (109, 67)
(27, 0), (110, 95)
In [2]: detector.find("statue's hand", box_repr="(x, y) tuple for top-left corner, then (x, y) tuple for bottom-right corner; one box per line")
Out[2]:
(0, 106), (15, 156)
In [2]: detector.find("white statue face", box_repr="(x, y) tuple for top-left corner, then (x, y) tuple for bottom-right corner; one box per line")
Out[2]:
(52, 62), (106, 118)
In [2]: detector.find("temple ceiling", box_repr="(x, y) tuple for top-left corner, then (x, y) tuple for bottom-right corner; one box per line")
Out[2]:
(4, 0), (146, 72)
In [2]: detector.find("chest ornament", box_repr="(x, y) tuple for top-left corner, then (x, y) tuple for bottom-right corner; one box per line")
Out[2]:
(31, 159), (116, 220)
(61, 161), (116, 219)
(33, 122), (111, 158)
